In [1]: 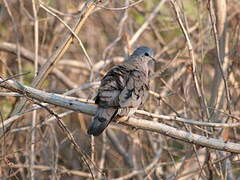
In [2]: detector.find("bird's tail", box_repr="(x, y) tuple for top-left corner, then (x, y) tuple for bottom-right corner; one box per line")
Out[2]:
(87, 107), (118, 136)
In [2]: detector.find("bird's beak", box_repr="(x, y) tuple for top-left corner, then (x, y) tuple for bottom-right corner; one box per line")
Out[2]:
(150, 56), (156, 63)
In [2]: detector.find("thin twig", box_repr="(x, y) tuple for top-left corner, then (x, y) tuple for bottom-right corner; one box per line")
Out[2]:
(39, 1), (93, 69)
(30, 100), (95, 179)
(129, 0), (167, 46)
(208, 0), (232, 115)
(94, 0), (143, 11)
(2, 163), (92, 178)
(170, 0), (210, 122)
(3, 0), (23, 83)
(0, 42), (79, 89)
(30, 0), (39, 178)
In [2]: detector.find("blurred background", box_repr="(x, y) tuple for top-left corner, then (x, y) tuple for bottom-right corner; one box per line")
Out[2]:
(0, 0), (240, 179)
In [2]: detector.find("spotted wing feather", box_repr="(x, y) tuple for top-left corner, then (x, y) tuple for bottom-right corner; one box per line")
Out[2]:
(119, 70), (149, 108)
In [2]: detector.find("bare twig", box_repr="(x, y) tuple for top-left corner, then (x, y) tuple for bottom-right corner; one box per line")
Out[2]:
(107, 129), (133, 168)
(2, 163), (92, 178)
(0, 42), (79, 89)
(208, 0), (232, 116)
(129, 0), (167, 46)
(39, 1), (93, 69)
(3, 0), (23, 83)
(30, 0), (39, 178)
(170, 0), (210, 121)
(94, 0), (143, 11)
(102, 0), (129, 59)
(113, 149), (162, 180)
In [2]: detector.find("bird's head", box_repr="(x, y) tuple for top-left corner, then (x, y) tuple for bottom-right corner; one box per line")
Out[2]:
(131, 46), (156, 63)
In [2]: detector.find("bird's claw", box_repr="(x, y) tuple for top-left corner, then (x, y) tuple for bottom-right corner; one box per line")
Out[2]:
(116, 116), (129, 123)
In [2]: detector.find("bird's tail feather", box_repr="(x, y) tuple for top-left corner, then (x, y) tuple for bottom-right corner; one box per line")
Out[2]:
(87, 107), (118, 136)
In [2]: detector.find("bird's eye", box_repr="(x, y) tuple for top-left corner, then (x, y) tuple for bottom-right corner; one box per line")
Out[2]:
(144, 52), (149, 56)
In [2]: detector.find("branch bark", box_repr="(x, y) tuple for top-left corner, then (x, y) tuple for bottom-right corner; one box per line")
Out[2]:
(1, 77), (240, 154)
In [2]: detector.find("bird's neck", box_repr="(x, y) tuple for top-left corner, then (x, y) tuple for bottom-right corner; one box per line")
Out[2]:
(125, 58), (149, 74)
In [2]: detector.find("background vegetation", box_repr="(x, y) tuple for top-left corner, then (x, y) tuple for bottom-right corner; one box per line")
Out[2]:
(0, 0), (240, 179)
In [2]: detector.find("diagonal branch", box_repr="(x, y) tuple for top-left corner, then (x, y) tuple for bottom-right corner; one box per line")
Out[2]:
(0, 77), (240, 153)
(11, 0), (98, 116)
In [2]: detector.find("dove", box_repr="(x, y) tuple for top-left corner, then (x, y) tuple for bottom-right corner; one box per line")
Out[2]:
(87, 46), (155, 136)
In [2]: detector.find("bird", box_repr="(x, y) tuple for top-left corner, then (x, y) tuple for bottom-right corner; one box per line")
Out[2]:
(87, 46), (155, 136)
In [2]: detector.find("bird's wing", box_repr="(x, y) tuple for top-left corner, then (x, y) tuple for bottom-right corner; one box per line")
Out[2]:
(119, 70), (149, 108)
(95, 65), (130, 107)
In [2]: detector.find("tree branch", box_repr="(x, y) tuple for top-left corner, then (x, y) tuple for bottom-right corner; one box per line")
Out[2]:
(0, 77), (240, 153)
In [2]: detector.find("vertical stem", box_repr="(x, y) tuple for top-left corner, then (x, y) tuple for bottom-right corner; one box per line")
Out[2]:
(209, 0), (231, 119)
(30, 111), (36, 180)
(33, 0), (39, 76)
(3, 0), (23, 82)
(170, 0), (210, 121)
(31, 0), (39, 179)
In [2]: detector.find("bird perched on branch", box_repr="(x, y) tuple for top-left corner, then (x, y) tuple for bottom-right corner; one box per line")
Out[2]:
(88, 46), (155, 136)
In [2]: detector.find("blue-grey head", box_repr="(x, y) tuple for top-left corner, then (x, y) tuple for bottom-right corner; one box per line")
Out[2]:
(131, 46), (155, 63)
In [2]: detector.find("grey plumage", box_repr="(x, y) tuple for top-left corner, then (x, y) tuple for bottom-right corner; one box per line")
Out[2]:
(87, 46), (155, 136)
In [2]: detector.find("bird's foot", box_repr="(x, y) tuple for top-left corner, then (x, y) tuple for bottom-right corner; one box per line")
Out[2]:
(116, 116), (129, 123)
(116, 114), (137, 123)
